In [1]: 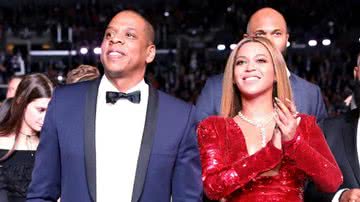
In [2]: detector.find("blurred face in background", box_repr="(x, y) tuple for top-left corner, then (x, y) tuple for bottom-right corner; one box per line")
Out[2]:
(6, 77), (22, 98)
(246, 8), (289, 54)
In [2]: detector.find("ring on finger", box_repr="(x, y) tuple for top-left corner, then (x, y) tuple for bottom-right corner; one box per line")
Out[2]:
(292, 111), (299, 118)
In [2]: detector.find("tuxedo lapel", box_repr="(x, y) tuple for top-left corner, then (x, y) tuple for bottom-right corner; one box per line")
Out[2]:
(343, 110), (360, 184)
(84, 78), (101, 202)
(131, 87), (159, 202)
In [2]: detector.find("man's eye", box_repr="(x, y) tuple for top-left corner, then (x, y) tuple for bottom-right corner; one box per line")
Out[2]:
(126, 33), (136, 38)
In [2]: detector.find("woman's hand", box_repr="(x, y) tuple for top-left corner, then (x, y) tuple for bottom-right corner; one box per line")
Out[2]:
(273, 97), (301, 142)
(272, 124), (282, 150)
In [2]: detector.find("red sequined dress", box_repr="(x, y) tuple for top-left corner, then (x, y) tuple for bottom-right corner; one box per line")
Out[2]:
(197, 114), (343, 202)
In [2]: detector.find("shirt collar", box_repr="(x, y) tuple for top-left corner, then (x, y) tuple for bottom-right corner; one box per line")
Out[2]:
(101, 75), (147, 94)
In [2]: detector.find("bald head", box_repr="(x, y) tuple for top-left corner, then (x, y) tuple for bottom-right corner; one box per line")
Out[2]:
(245, 8), (289, 53)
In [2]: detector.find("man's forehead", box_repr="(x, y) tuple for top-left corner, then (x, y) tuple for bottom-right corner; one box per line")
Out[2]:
(108, 14), (146, 30)
(252, 27), (284, 33)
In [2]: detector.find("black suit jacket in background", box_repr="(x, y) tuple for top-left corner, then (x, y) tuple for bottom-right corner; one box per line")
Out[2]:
(305, 109), (360, 201)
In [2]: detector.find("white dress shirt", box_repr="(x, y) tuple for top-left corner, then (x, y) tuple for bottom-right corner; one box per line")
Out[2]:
(96, 75), (148, 201)
(332, 117), (360, 201)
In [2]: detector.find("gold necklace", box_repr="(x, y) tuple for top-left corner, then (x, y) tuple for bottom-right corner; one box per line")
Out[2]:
(238, 111), (275, 147)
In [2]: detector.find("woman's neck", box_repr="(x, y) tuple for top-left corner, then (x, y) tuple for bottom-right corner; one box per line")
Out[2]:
(240, 94), (274, 120)
(19, 122), (37, 137)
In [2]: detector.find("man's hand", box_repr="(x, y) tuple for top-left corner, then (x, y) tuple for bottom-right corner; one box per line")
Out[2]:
(340, 189), (360, 202)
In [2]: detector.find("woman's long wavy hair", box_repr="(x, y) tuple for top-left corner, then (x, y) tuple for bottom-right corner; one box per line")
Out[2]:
(220, 36), (293, 117)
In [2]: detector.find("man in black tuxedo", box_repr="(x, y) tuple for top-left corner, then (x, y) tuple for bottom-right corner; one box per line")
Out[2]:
(305, 55), (360, 202)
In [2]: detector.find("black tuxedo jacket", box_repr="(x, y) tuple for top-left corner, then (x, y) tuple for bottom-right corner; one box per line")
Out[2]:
(305, 109), (360, 201)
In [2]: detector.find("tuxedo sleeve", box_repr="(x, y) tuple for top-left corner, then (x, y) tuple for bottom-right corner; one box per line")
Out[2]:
(197, 117), (282, 200)
(171, 106), (203, 202)
(314, 85), (328, 121)
(27, 91), (61, 202)
(195, 76), (218, 123)
(283, 115), (343, 193)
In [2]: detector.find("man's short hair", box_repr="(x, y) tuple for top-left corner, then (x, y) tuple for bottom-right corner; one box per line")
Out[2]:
(66, 65), (100, 84)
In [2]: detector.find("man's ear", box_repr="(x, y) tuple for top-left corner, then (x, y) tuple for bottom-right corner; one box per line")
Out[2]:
(286, 33), (289, 44)
(145, 44), (156, 64)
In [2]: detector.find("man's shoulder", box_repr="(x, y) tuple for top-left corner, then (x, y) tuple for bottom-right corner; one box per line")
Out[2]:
(157, 90), (193, 109)
(54, 79), (98, 99)
(206, 73), (223, 83)
(290, 73), (322, 98)
(291, 73), (320, 89)
(322, 109), (358, 126)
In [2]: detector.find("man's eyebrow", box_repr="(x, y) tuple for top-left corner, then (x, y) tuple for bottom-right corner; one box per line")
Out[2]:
(271, 29), (282, 33)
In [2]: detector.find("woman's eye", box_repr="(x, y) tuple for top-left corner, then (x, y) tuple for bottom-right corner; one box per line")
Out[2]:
(236, 60), (246, 65)
(37, 108), (46, 113)
(257, 59), (267, 63)
(105, 32), (112, 39)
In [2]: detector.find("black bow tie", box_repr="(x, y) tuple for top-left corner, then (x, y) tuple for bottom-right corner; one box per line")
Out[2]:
(106, 91), (141, 104)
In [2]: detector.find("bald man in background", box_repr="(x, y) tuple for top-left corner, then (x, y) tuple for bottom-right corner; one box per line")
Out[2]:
(196, 8), (328, 201)
(196, 7), (327, 123)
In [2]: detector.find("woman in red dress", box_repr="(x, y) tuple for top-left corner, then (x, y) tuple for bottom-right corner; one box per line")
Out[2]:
(197, 36), (343, 202)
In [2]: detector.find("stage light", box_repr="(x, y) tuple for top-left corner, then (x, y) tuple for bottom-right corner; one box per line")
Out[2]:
(80, 47), (88, 55)
(93, 47), (101, 54)
(217, 44), (226, 51)
(57, 75), (64, 81)
(30, 50), (77, 56)
(322, 39), (331, 46)
(308, 40), (317, 47)
(164, 11), (169, 17)
(230, 44), (237, 50)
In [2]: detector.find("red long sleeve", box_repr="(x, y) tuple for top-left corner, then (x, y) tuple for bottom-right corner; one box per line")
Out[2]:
(197, 116), (282, 200)
(282, 114), (343, 192)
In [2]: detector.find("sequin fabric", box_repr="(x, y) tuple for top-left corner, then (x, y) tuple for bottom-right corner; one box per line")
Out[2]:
(197, 114), (343, 202)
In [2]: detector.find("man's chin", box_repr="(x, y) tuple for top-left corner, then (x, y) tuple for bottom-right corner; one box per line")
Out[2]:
(104, 69), (125, 79)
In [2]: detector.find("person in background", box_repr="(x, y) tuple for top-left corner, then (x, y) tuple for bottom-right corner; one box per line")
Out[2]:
(197, 37), (342, 202)
(344, 52), (360, 110)
(0, 73), (53, 202)
(196, 7), (327, 125)
(66, 64), (100, 84)
(6, 75), (23, 98)
(305, 52), (360, 202)
(0, 98), (13, 123)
